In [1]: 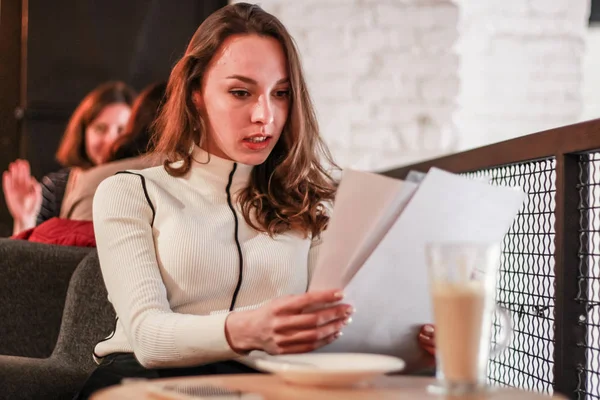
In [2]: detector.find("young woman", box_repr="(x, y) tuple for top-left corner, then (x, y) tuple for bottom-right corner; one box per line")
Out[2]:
(2, 81), (135, 235)
(76, 3), (434, 397)
(75, 4), (349, 397)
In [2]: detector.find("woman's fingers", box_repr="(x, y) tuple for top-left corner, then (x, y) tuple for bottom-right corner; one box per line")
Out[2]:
(22, 159), (31, 176)
(3, 168), (20, 197)
(274, 316), (349, 346)
(275, 289), (344, 314)
(8, 162), (18, 185)
(418, 324), (435, 345)
(259, 294), (354, 355)
(2, 171), (12, 192)
(8, 160), (17, 172)
(252, 291), (353, 356)
(420, 324), (434, 339)
(18, 159), (31, 182)
(14, 160), (24, 185)
(418, 332), (434, 346)
(271, 331), (341, 355)
(273, 304), (353, 332)
(14, 160), (28, 189)
(418, 324), (436, 356)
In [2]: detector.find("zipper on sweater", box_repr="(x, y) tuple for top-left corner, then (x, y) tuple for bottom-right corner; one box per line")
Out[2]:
(226, 163), (244, 311)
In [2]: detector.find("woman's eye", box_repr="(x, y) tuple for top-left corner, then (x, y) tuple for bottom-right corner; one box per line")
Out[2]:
(92, 124), (108, 134)
(230, 90), (250, 98)
(274, 89), (290, 98)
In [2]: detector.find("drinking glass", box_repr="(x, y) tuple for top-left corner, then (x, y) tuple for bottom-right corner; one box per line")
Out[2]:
(425, 242), (512, 395)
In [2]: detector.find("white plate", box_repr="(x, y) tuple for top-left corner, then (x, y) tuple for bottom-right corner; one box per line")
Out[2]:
(240, 352), (405, 387)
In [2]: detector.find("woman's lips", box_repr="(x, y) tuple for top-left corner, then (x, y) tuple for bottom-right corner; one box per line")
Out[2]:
(242, 136), (272, 151)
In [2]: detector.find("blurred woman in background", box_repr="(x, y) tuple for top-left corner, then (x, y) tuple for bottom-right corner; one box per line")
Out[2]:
(2, 81), (135, 235)
(60, 81), (167, 221)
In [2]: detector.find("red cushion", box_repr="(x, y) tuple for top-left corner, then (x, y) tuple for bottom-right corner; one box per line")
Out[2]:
(11, 218), (96, 247)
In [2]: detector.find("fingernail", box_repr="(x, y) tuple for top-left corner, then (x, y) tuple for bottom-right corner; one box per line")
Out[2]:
(424, 325), (434, 334)
(334, 292), (344, 300)
(344, 317), (353, 325)
(335, 331), (343, 338)
(346, 307), (356, 315)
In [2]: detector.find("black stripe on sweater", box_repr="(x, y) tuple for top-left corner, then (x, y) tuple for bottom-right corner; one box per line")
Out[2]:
(115, 171), (156, 227)
(226, 163), (244, 312)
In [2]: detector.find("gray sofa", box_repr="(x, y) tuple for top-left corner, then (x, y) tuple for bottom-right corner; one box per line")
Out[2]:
(0, 239), (116, 399)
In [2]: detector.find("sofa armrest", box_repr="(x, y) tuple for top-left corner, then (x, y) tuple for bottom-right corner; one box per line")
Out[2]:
(0, 239), (92, 357)
(0, 354), (89, 400)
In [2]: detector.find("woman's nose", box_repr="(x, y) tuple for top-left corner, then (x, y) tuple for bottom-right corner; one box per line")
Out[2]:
(106, 126), (122, 143)
(251, 95), (274, 125)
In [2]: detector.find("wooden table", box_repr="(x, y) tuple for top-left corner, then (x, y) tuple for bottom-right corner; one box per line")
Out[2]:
(92, 374), (566, 400)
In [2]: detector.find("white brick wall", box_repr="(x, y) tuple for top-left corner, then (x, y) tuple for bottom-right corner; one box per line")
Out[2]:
(582, 25), (600, 121)
(456, 0), (591, 151)
(231, 0), (591, 171)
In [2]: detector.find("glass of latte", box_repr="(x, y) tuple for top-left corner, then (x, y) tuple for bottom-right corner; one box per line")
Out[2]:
(426, 242), (512, 395)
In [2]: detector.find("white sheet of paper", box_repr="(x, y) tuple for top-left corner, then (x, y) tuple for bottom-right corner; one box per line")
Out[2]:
(318, 168), (527, 371)
(309, 169), (418, 292)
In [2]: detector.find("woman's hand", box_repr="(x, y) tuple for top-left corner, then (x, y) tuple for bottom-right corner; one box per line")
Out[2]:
(225, 289), (353, 355)
(2, 160), (42, 235)
(418, 324), (435, 356)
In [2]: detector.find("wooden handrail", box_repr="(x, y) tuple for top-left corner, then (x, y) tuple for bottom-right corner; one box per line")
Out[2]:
(383, 118), (600, 179)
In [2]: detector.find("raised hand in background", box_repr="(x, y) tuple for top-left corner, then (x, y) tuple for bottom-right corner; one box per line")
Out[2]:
(2, 159), (42, 235)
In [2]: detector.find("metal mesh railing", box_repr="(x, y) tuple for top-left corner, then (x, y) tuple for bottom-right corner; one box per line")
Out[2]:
(466, 159), (557, 393)
(384, 119), (600, 399)
(577, 153), (600, 400)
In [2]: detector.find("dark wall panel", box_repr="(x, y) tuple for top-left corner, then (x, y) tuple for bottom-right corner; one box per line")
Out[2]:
(25, 0), (210, 110)
(0, 0), (23, 236)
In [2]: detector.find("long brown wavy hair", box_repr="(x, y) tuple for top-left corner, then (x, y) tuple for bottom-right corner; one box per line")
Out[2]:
(152, 3), (337, 238)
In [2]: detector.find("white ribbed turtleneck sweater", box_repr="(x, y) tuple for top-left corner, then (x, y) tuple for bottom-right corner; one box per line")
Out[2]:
(92, 146), (321, 368)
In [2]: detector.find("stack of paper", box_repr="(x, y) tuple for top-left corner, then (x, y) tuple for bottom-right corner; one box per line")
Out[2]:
(310, 170), (418, 292)
(309, 167), (526, 371)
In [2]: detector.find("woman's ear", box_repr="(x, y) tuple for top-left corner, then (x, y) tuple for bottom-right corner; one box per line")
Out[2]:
(191, 90), (203, 111)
